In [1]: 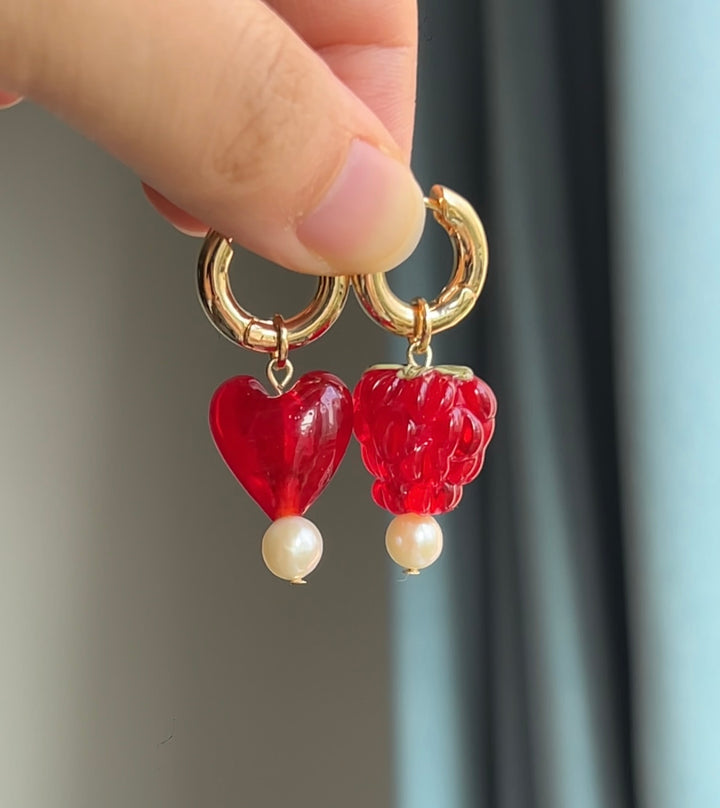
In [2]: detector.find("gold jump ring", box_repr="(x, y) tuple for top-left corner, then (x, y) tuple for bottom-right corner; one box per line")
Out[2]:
(411, 297), (432, 353)
(272, 314), (289, 368)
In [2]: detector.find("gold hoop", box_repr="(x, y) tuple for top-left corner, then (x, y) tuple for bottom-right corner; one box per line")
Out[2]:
(352, 185), (488, 338)
(198, 232), (349, 353)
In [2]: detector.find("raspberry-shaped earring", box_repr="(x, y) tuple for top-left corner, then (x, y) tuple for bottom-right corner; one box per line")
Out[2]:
(352, 186), (496, 574)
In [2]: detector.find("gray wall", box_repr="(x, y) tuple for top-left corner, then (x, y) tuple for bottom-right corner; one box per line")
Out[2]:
(0, 105), (393, 808)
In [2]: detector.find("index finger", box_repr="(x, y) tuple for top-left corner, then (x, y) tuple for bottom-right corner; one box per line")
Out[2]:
(267, 0), (418, 158)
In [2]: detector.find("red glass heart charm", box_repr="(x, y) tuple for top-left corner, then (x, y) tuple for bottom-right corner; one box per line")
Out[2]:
(210, 371), (353, 519)
(353, 366), (496, 515)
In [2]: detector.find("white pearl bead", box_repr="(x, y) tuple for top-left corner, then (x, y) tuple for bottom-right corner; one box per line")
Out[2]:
(385, 514), (444, 574)
(262, 516), (323, 584)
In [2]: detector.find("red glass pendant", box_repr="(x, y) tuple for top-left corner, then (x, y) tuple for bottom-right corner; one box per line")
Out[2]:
(353, 366), (496, 516)
(210, 371), (353, 520)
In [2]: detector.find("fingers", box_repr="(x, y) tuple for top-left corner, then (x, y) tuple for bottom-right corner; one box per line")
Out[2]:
(144, 0), (419, 241)
(266, 0), (418, 158)
(141, 184), (208, 237)
(1, 0), (425, 275)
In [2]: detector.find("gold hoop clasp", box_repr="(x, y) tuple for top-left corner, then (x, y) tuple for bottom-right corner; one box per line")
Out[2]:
(352, 185), (488, 340)
(198, 232), (349, 353)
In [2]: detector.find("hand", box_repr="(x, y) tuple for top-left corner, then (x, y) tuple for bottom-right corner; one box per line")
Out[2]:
(0, 0), (424, 275)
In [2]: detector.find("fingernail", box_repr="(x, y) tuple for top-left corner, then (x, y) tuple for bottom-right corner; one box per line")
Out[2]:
(0, 92), (23, 110)
(296, 139), (426, 274)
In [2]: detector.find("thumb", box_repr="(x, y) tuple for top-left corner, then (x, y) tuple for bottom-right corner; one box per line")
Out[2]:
(1, 0), (425, 275)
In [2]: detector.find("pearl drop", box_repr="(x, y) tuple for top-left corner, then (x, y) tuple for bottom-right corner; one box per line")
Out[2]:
(385, 514), (444, 574)
(261, 516), (323, 583)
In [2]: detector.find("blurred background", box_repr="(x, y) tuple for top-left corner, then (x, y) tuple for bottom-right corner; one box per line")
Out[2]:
(1, 1), (719, 807)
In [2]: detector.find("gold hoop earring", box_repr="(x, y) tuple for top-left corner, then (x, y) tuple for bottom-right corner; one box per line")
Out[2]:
(352, 184), (488, 352)
(198, 232), (349, 386)
(197, 233), (353, 584)
(351, 186), (497, 574)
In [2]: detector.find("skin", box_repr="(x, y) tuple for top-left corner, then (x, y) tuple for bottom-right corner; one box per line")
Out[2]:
(0, 0), (424, 276)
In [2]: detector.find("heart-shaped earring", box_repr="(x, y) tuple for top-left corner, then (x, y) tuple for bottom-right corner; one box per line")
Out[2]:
(198, 235), (352, 583)
(352, 186), (496, 574)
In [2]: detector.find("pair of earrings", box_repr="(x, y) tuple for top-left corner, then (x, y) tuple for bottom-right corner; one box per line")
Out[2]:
(197, 185), (496, 583)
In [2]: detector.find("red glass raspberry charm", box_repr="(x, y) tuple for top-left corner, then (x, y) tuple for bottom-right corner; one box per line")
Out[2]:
(210, 371), (353, 519)
(353, 365), (496, 570)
